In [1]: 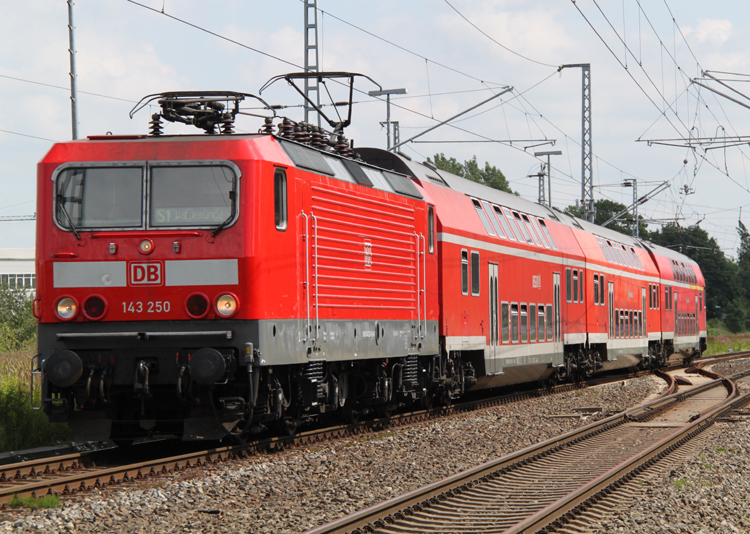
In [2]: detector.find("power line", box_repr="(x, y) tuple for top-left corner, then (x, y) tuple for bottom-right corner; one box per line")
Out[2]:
(0, 129), (58, 143)
(126, 0), (303, 70)
(0, 74), (136, 103)
(443, 0), (557, 68)
(303, 0), (505, 86)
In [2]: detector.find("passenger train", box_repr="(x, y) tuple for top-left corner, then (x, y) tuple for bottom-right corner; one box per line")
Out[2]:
(32, 88), (706, 443)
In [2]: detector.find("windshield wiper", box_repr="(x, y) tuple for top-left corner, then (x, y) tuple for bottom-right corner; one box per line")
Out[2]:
(56, 194), (81, 240)
(210, 190), (236, 239)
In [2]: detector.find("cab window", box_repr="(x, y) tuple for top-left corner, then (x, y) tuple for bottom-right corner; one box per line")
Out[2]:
(274, 168), (287, 230)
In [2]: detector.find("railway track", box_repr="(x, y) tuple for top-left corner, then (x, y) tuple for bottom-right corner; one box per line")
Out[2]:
(303, 364), (750, 534)
(1, 351), (744, 511)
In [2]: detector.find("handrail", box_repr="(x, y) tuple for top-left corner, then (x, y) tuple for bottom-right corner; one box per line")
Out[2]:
(420, 232), (427, 339)
(413, 232), (420, 340)
(301, 211), (311, 343)
(312, 213), (319, 341)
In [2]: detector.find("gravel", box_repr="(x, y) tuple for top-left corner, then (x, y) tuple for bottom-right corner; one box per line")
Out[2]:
(1, 375), (667, 533)
(588, 359), (750, 534)
(591, 421), (750, 534)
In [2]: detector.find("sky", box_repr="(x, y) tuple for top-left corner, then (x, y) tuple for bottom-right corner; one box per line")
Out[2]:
(3, 0), (750, 256)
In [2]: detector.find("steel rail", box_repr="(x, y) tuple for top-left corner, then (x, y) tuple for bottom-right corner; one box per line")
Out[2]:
(301, 368), (747, 534)
(509, 369), (750, 534)
(4, 351), (744, 508)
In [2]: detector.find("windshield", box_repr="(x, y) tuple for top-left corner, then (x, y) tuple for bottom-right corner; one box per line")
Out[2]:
(56, 167), (143, 229)
(150, 166), (235, 227)
(53, 163), (238, 231)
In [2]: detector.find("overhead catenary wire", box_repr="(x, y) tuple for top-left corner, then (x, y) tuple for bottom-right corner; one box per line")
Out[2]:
(442, 0), (558, 68)
(570, 0), (750, 246)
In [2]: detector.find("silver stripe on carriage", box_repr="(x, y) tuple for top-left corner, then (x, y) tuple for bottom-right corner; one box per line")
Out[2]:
(53, 261), (127, 288)
(164, 259), (239, 286)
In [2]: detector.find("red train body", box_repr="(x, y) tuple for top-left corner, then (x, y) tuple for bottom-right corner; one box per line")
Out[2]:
(34, 97), (706, 442)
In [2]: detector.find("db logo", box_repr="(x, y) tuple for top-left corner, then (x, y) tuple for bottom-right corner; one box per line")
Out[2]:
(129, 262), (162, 285)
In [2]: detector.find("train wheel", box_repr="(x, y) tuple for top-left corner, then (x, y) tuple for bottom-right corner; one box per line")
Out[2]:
(343, 406), (360, 424)
(378, 404), (396, 420)
(279, 418), (300, 436)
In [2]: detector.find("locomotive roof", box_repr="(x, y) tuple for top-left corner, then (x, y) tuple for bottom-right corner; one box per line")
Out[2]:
(359, 148), (651, 247)
(639, 240), (699, 266)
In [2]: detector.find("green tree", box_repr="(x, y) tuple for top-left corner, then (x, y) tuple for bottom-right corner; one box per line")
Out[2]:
(737, 221), (750, 303)
(566, 199), (649, 238)
(649, 224), (738, 321)
(724, 298), (747, 333)
(0, 286), (36, 352)
(428, 153), (515, 194)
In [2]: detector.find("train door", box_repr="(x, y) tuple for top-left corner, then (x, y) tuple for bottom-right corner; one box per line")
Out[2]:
(488, 263), (499, 372)
(608, 282), (614, 339)
(674, 290), (678, 336)
(695, 300), (699, 336)
(553, 272), (562, 355)
(642, 287), (647, 338)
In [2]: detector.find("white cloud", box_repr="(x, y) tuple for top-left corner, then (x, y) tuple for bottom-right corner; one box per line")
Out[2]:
(685, 19), (734, 46)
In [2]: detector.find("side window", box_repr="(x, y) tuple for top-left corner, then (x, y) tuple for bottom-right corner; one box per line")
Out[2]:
(629, 311), (634, 338)
(530, 304), (537, 342)
(537, 305), (545, 341)
(520, 304), (528, 343)
(572, 270), (579, 303)
(579, 270), (584, 303)
(665, 286), (669, 311)
(538, 219), (558, 250)
(494, 206), (515, 241)
(428, 206), (434, 254)
(594, 274), (599, 305)
(700, 291), (703, 312)
(482, 200), (505, 238)
(504, 207), (525, 242)
(649, 284), (653, 309)
(600, 276), (605, 305)
(566, 268), (572, 302)
(471, 251), (480, 296)
(513, 212), (533, 244)
(521, 214), (542, 247)
(615, 309), (620, 337)
(511, 304), (519, 343)
(472, 199), (496, 236)
(638, 312), (643, 337)
(274, 168), (287, 231)
(501, 302), (510, 343)
(531, 217), (551, 249)
(461, 250), (469, 295)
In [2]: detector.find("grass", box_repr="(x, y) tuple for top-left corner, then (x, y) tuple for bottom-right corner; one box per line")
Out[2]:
(674, 478), (693, 489)
(705, 319), (750, 355)
(0, 349), (72, 452)
(9, 494), (61, 510)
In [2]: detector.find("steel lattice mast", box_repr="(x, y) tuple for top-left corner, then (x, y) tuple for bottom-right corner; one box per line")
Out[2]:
(561, 64), (594, 222)
(303, 0), (321, 127)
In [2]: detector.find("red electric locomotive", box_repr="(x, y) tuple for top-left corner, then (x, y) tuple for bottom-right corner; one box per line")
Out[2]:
(33, 82), (706, 443)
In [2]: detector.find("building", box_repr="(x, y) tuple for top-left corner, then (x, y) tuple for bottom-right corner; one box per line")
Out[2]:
(0, 248), (35, 289)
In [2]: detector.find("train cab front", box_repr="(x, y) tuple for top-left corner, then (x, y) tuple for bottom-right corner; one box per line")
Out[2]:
(35, 153), (252, 444)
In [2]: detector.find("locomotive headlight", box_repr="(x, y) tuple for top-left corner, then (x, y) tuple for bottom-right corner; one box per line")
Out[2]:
(138, 238), (154, 255)
(215, 294), (238, 317)
(56, 297), (78, 320)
